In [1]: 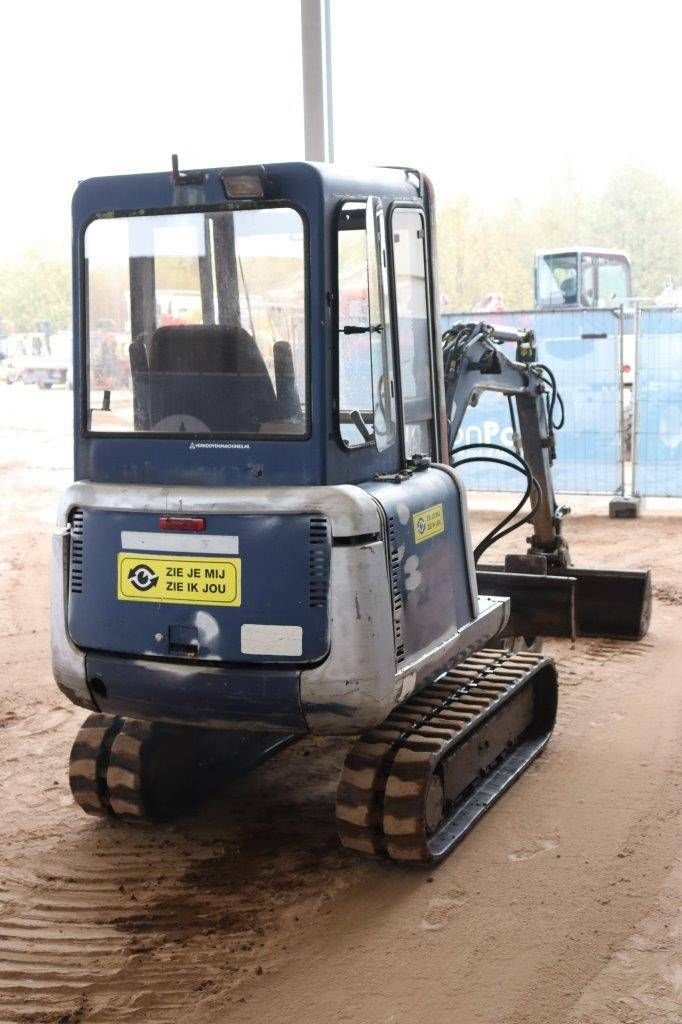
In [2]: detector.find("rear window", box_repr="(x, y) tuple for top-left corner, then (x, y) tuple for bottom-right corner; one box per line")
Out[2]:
(84, 206), (307, 437)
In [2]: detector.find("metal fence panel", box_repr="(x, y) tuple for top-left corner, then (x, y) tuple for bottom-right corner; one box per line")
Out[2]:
(442, 309), (622, 495)
(451, 389), (520, 491)
(633, 307), (682, 497)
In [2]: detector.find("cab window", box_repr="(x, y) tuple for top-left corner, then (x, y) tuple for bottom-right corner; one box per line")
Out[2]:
(84, 207), (307, 437)
(336, 200), (396, 451)
(391, 207), (435, 460)
(536, 253), (579, 306)
(337, 203), (373, 447)
(596, 255), (630, 306)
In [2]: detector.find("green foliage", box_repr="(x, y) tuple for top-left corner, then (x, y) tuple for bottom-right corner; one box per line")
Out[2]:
(437, 166), (682, 310)
(591, 167), (682, 299)
(0, 248), (71, 333)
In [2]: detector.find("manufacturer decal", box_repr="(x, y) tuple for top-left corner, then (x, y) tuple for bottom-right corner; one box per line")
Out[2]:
(189, 441), (251, 450)
(412, 503), (445, 544)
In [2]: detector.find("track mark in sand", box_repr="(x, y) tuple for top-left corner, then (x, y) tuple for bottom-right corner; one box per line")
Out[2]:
(547, 636), (655, 690)
(5, 705), (75, 739)
(0, 737), (353, 1023)
(653, 583), (682, 606)
(420, 889), (468, 931)
(569, 858), (682, 1024)
(587, 712), (626, 730)
(508, 837), (559, 862)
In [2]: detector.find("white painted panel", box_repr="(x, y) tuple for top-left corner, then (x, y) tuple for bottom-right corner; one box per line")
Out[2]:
(240, 624), (303, 657)
(121, 531), (239, 555)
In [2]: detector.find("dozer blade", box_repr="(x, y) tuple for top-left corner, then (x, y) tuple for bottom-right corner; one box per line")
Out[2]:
(548, 566), (651, 641)
(476, 569), (576, 639)
(479, 564), (652, 642)
(336, 649), (558, 864)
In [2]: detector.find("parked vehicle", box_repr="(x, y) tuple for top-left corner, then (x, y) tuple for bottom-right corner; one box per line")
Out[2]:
(4, 331), (71, 388)
(534, 249), (633, 310)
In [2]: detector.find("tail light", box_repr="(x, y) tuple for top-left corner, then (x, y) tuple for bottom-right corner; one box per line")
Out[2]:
(159, 516), (206, 532)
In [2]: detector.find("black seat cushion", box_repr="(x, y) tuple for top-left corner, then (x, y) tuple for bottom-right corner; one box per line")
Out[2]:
(143, 324), (278, 432)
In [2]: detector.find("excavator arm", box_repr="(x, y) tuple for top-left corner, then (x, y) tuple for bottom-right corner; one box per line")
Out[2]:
(442, 322), (651, 640)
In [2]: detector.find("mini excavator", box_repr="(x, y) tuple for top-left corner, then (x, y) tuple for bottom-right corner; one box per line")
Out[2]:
(52, 160), (651, 863)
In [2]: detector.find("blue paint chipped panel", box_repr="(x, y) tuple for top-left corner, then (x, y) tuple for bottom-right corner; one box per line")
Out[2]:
(364, 467), (476, 664)
(68, 509), (330, 665)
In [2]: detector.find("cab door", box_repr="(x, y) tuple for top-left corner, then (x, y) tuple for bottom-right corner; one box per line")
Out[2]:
(363, 204), (477, 669)
(387, 205), (438, 464)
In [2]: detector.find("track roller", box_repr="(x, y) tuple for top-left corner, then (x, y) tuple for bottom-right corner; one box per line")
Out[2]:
(68, 712), (125, 817)
(69, 714), (211, 821)
(336, 649), (558, 864)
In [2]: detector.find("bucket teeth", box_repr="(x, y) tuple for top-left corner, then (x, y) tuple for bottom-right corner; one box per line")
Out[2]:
(336, 648), (558, 864)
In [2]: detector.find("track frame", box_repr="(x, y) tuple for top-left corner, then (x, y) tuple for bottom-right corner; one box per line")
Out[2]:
(336, 650), (558, 864)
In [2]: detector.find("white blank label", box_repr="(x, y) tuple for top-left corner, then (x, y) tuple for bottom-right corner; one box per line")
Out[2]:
(240, 624), (303, 657)
(121, 531), (238, 555)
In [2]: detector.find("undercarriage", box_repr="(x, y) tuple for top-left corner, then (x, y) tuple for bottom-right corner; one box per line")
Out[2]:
(336, 649), (557, 863)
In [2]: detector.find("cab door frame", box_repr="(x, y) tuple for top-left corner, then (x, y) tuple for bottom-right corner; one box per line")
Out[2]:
(386, 200), (440, 469)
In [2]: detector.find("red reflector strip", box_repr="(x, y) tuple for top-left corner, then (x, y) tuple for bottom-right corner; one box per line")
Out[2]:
(159, 516), (206, 532)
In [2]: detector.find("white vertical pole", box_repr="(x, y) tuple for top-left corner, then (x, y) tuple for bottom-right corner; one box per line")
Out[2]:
(300, 0), (334, 162)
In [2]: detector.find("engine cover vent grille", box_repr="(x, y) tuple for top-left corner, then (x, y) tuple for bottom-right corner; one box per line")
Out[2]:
(69, 509), (84, 594)
(387, 516), (405, 663)
(309, 516), (331, 608)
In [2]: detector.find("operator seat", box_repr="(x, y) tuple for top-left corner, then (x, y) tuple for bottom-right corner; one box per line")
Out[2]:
(560, 277), (578, 305)
(131, 324), (278, 433)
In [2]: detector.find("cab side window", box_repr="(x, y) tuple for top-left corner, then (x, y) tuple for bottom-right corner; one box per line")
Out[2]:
(391, 208), (435, 460)
(337, 203), (374, 447)
(336, 200), (396, 451)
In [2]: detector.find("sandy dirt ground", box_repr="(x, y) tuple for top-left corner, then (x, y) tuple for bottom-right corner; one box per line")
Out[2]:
(0, 385), (680, 1024)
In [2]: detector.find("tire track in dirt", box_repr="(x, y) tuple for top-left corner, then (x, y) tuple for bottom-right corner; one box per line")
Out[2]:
(0, 736), (357, 1023)
(0, 634), (663, 1023)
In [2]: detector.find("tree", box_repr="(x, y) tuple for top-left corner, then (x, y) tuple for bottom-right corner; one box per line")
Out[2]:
(590, 166), (682, 298)
(0, 249), (71, 333)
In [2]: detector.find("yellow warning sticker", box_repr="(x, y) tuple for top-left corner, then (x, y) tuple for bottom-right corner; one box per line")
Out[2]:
(412, 503), (445, 544)
(117, 553), (241, 607)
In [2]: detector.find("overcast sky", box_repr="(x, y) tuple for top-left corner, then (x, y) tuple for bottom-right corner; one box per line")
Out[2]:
(1, 0), (679, 259)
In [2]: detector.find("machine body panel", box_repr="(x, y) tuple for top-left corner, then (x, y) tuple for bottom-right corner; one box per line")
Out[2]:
(84, 652), (306, 733)
(363, 465), (478, 664)
(67, 508), (331, 664)
(53, 479), (508, 735)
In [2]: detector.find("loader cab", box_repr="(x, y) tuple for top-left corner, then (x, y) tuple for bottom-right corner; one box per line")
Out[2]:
(534, 248), (632, 309)
(73, 161), (446, 489)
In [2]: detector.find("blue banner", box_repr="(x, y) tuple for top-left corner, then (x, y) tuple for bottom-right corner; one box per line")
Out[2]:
(633, 308), (682, 497)
(443, 309), (622, 495)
